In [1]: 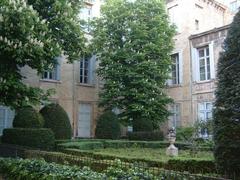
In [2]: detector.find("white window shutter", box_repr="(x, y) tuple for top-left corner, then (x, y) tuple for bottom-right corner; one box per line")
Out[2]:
(179, 51), (183, 84)
(89, 55), (96, 85)
(209, 41), (215, 79)
(56, 57), (61, 81)
(191, 47), (199, 82)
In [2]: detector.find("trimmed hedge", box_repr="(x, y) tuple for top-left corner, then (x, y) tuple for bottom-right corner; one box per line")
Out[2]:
(40, 103), (72, 140)
(61, 148), (215, 174)
(2, 128), (55, 150)
(13, 106), (44, 128)
(128, 131), (164, 141)
(166, 159), (216, 174)
(57, 140), (190, 150)
(95, 111), (120, 139)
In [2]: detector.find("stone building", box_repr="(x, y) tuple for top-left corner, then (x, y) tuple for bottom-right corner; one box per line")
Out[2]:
(0, 0), (236, 137)
(166, 0), (233, 132)
(0, 0), (102, 137)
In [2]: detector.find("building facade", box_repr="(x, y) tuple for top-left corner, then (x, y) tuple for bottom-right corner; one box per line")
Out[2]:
(166, 0), (233, 131)
(0, 0), (236, 137)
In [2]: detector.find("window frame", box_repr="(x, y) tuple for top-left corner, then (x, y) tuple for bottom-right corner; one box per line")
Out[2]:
(169, 103), (181, 128)
(198, 46), (211, 81)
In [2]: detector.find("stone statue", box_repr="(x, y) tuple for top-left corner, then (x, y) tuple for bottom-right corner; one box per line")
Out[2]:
(166, 127), (178, 157)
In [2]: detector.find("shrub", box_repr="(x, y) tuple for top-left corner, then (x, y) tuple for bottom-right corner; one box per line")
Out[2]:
(95, 111), (120, 139)
(128, 131), (164, 141)
(214, 10), (240, 178)
(176, 127), (194, 141)
(166, 159), (216, 174)
(12, 106), (44, 128)
(0, 157), (221, 180)
(40, 103), (72, 140)
(2, 128), (55, 150)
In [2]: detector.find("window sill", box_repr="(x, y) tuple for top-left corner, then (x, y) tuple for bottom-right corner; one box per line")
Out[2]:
(167, 84), (182, 88)
(193, 79), (215, 84)
(40, 79), (62, 84)
(77, 83), (95, 88)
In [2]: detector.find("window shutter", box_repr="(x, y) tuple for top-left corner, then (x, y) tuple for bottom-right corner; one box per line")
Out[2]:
(209, 41), (215, 79)
(179, 51), (183, 84)
(56, 57), (61, 81)
(89, 55), (96, 85)
(191, 47), (199, 82)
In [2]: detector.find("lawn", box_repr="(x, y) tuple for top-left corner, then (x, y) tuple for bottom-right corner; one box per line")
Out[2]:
(86, 148), (213, 162)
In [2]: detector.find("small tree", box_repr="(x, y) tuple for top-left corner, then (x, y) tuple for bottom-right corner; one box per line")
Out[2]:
(0, 0), (86, 108)
(92, 0), (175, 131)
(214, 10), (240, 177)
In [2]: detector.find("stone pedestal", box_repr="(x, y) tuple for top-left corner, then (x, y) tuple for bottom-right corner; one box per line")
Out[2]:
(166, 144), (178, 157)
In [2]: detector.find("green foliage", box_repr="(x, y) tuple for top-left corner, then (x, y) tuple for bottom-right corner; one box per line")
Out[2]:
(213, 10), (240, 178)
(40, 103), (72, 140)
(166, 159), (216, 174)
(128, 131), (164, 141)
(0, 157), (220, 180)
(92, 0), (175, 129)
(0, 158), (105, 180)
(95, 111), (121, 139)
(57, 140), (190, 150)
(2, 128), (55, 150)
(0, 0), (86, 108)
(132, 119), (153, 132)
(176, 127), (194, 141)
(12, 106), (44, 128)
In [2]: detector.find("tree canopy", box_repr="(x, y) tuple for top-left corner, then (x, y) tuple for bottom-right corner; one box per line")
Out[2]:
(213, 10), (240, 178)
(0, 0), (86, 108)
(92, 0), (175, 130)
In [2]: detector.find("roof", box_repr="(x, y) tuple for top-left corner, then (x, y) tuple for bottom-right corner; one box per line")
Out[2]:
(189, 24), (231, 39)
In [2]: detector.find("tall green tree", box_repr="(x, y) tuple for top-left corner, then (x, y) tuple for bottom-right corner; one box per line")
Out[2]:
(92, 0), (175, 131)
(214, 10), (240, 178)
(0, 0), (86, 108)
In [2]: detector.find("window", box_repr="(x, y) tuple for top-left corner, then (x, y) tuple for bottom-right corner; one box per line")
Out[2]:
(229, 0), (240, 12)
(195, 19), (199, 30)
(198, 46), (211, 81)
(42, 66), (58, 80)
(80, 5), (93, 32)
(0, 106), (14, 135)
(171, 53), (180, 85)
(42, 58), (61, 81)
(169, 103), (181, 128)
(192, 42), (215, 82)
(168, 5), (181, 32)
(80, 56), (96, 84)
(168, 52), (182, 85)
(198, 102), (212, 121)
(198, 102), (213, 138)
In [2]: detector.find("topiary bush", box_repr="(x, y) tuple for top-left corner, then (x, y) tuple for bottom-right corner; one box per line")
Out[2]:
(40, 104), (72, 140)
(214, 10), (240, 178)
(2, 128), (55, 150)
(95, 111), (120, 139)
(13, 106), (44, 128)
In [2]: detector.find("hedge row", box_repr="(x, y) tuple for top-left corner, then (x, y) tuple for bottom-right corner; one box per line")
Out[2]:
(128, 131), (164, 141)
(57, 140), (191, 150)
(61, 148), (216, 174)
(2, 128), (55, 150)
(0, 157), (223, 180)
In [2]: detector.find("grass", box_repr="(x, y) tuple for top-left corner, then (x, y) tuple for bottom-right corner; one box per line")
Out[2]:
(85, 148), (213, 162)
